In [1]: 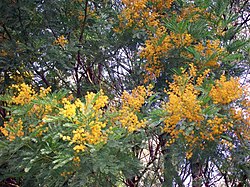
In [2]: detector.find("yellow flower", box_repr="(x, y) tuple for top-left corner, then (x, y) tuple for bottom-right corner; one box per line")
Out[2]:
(209, 75), (242, 104)
(11, 83), (35, 105)
(53, 35), (68, 47)
(0, 50), (7, 56)
(186, 151), (193, 159)
(59, 98), (77, 118)
(0, 118), (24, 141)
(39, 86), (51, 97)
(73, 144), (86, 153)
(93, 90), (108, 111)
(114, 85), (153, 132)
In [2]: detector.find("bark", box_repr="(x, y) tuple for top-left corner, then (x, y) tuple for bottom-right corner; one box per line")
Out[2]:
(190, 158), (202, 187)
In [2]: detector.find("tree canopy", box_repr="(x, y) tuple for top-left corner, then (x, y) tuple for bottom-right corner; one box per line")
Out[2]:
(0, 0), (249, 186)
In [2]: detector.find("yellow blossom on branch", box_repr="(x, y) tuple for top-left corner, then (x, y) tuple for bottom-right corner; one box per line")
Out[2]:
(57, 90), (109, 153)
(209, 75), (242, 104)
(68, 120), (108, 153)
(0, 118), (24, 141)
(39, 87), (51, 97)
(113, 84), (153, 132)
(59, 98), (77, 119)
(161, 64), (247, 159)
(93, 90), (109, 111)
(163, 66), (204, 131)
(0, 83), (53, 139)
(11, 83), (35, 105)
(0, 49), (7, 57)
(53, 35), (68, 47)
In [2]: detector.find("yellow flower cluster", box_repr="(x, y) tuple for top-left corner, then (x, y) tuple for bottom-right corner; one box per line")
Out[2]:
(26, 88), (52, 136)
(115, 85), (153, 132)
(0, 84), (52, 139)
(121, 85), (153, 110)
(70, 121), (107, 153)
(53, 35), (68, 47)
(230, 89), (250, 141)
(176, 5), (208, 23)
(153, 0), (174, 9)
(220, 139), (234, 150)
(116, 0), (225, 83)
(209, 75), (242, 104)
(116, 0), (174, 32)
(59, 91), (109, 153)
(59, 98), (77, 119)
(116, 0), (202, 82)
(163, 65), (204, 140)
(39, 86), (52, 97)
(199, 117), (229, 142)
(28, 103), (53, 118)
(11, 83), (35, 105)
(162, 65), (247, 158)
(0, 118), (24, 141)
(0, 49), (7, 57)
(11, 83), (51, 106)
(141, 35), (223, 81)
(28, 121), (48, 137)
(117, 0), (147, 29)
(120, 111), (146, 132)
(59, 90), (108, 120)
(84, 90), (108, 111)
(194, 40), (224, 67)
(170, 32), (193, 48)
(140, 27), (194, 81)
(161, 66), (205, 148)
(196, 69), (210, 86)
(186, 151), (193, 159)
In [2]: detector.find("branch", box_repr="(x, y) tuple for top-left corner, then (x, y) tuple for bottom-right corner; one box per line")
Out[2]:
(2, 24), (12, 40)
(79, 0), (89, 43)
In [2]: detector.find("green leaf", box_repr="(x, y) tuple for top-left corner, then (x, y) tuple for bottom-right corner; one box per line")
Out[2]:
(203, 105), (221, 116)
(157, 33), (167, 46)
(52, 156), (73, 170)
(62, 123), (78, 128)
(226, 40), (249, 53)
(221, 135), (232, 142)
(185, 47), (201, 59)
(24, 167), (31, 173)
(222, 53), (243, 62)
(42, 115), (62, 123)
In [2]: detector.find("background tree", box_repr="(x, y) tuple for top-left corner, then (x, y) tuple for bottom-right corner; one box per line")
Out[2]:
(0, 0), (249, 186)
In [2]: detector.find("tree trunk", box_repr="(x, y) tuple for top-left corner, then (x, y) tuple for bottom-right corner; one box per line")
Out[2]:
(190, 158), (202, 187)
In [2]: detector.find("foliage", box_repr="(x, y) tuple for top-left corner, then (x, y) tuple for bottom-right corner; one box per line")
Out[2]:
(0, 83), (152, 186)
(0, 0), (250, 186)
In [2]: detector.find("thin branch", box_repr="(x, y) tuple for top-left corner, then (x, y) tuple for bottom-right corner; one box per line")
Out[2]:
(79, 0), (89, 43)
(2, 24), (12, 40)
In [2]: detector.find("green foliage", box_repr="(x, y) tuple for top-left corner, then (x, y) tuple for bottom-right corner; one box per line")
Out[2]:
(0, 0), (249, 186)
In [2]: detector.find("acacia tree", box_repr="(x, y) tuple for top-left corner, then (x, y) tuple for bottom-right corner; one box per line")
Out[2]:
(0, 0), (249, 187)
(0, 0), (143, 95)
(115, 0), (250, 186)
